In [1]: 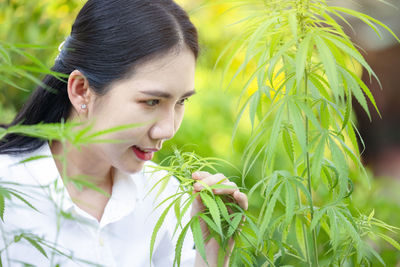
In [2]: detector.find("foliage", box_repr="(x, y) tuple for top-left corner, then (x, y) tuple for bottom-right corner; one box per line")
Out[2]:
(219, 0), (400, 265)
(148, 149), (247, 266)
(0, 0), (82, 108)
(0, 120), (143, 265)
(1, 0), (400, 266)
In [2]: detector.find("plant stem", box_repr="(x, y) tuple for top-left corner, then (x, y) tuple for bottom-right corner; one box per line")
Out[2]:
(304, 68), (319, 267)
(298, 0), (318, 265)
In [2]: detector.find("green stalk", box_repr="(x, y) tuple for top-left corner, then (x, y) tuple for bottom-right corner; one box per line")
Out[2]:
(296, 188), (311, 264)
(304, 76), (319, 266)
(298, 0), (318, 265)
(50, 130), (67, 266)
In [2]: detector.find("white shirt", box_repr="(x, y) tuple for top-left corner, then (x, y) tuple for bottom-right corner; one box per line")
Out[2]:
(0, 143), (195, 267)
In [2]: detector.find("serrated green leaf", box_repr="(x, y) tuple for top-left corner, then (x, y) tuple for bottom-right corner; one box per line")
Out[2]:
(336, 210), (363, 248)
(282, 127), (294, 163)
(348, 69), (380, 118)
(331, 6), (400, 43)
(145, 174), (172, 200)
(174, 220), (192, 267)
(191, 216), (207, 264)
(321, 31), (379, 83)
(239, 249), (257, 266)
(288, 12), (298, 41)
(227, 213), (243, 238)
(314, 34), (340, 100)
(9, 191), (37, 212)
(341, 84), (352, 133)
(296, 33), (312, 85)
(284, 181), (295, 227)
(14, 234), (22, 243)
(23, 236), (48, 258)
(68, 175), (109, 197)
(377, 233), (400, 250)
(215, 197), (230, 223)
(311, 133), (326, 182)
(150, 200), (175, 264)
(328, 137), (348, 197)
(339, 67), (371, 120)
(294, 99), (321, 130)
(200, 193), (222, 235)
(0, 45), (11, 64)
(18, 155), (50, 164)
(265, 102), (285, 165)
(174, 196), (182, 228)
(319, 102), (330, 129)
(0, 195), (5, 221)
(310, 207), (327, 230)
(246, 17), (277, 62)
(295, 217), (307, 259)
(80, 123), (142, 143)
(232, 96), (252, 143)
(287, 99), (306, 151)
(258, 183), (282, 244)
(198, 213), (220, 235)
(173, 194), (196, 236)
(309, 73), (331, 101)
(249, 90), (260, 130)
(291, 178), (312, 207)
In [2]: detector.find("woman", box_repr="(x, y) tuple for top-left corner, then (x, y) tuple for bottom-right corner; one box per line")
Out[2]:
(0, 0), (248, 266)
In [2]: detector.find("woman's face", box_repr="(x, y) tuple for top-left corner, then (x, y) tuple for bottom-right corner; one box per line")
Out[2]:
(83, 46), (196, 173)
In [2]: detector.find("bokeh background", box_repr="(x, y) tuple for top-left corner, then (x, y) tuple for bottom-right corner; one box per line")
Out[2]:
(1, 0), (399, 264)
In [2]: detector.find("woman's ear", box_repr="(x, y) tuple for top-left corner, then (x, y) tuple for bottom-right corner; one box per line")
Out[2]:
(67, 70), (92, 117)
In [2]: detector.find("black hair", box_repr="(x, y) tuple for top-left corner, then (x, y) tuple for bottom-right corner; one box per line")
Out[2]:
(0, 0), (198, 154)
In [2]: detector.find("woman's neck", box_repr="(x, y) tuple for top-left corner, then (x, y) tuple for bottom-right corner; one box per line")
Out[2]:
(50, 140), (113, 221)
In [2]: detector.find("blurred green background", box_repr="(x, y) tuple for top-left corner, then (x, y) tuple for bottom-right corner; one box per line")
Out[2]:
(1, 0), (399, 264)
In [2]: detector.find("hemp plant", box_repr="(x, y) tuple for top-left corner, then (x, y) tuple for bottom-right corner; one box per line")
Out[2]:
(148, 148), (249, 267)
(0, 120), (141, 267)
(218, 0), (400, 265)
(0, 41), (67, 93)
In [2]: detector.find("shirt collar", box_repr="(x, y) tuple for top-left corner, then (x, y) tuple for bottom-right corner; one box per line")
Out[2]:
(99, 168), (138, 227)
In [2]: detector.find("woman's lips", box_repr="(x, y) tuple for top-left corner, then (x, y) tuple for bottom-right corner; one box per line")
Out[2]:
(132, 146), (155, 161)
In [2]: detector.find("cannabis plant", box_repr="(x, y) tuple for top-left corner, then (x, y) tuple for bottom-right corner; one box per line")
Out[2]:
(216, 0), (400, 266)
(148, 148), (249, 266)
(0, 43), (142, 265)
(0, 121), (143, 266)
(0, 42), (67, 93)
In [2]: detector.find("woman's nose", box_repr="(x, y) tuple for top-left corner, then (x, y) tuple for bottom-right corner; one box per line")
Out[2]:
(149, 111), (176, 141)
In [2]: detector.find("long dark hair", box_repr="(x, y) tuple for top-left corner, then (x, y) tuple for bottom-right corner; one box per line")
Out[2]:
(0, 0), (198, 155)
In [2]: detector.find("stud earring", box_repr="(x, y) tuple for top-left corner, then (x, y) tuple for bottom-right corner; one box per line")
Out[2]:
(81, 104), (87, 109)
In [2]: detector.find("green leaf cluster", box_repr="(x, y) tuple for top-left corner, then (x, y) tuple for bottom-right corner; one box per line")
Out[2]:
(219, 0), (400, 265)
(148, 148), (250, 266)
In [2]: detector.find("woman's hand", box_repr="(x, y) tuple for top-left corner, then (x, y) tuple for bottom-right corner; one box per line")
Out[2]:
(190, 171), (248, 267)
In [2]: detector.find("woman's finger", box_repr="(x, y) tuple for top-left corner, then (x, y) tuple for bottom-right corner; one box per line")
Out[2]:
(212, 181), (238, 195)
(193, 173), (229, 192)
(192, 171), (211, 180)
(233, 190), (248, 210)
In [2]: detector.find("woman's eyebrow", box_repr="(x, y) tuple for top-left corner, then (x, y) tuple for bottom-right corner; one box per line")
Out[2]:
(139, 89), (196, 98)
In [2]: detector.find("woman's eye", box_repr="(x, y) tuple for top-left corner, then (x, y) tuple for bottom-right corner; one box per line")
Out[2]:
(143, 99), (159, 106)
(177, 98), (188, 106)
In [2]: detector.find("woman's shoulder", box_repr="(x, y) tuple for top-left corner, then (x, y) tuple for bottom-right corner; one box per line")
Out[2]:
(0, 152), (20, 168)
(0, 144), (49, 166)
(0, 151), (30, 179)
(0, 143), (55, 185)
